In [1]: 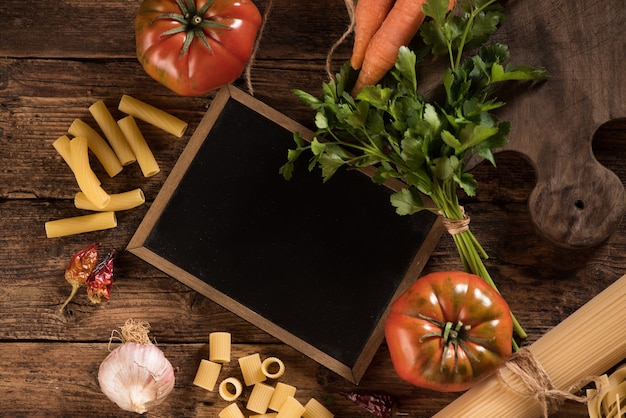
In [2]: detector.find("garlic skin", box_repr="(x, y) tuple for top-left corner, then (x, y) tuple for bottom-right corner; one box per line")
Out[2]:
(98, 342), (175, 414)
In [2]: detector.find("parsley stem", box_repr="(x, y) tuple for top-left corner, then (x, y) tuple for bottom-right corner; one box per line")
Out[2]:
(452, 0), (499, 70)
(429, 178), (525, 349)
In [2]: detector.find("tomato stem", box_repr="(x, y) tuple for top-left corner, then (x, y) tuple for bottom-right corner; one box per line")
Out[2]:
(419, 314), (493, 373)
(156, 0), (231, 58)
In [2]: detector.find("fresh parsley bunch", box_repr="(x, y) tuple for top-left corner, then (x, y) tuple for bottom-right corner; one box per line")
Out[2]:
(280, 0), (549, 346)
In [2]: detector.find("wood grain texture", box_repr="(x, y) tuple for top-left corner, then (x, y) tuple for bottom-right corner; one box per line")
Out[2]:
(0, 0), (624, 416)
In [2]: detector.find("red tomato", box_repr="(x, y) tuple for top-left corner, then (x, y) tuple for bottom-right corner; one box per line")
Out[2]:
(384, 271), (513, 392)
(135, 0), (262, 96)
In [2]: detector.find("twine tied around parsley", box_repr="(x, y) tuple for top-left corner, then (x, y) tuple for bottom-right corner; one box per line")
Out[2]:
(498, 348), (604, 418)
(439, 207), (471, 235)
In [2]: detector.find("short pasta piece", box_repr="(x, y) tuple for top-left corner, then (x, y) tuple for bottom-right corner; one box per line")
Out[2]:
(192, 359), (222, 392)
(117, 115), (160, 177)
(209, 332), (231, 363)
(303, 398), (334, 418)
(45, 211), (117, 238)
(268, 382), (297, 412)
(74, 188), (145, 212)
(52, 135), (100, 186)
(70, 136), (110, 209)
(218, 377), (243, 402)
(238, 353), (266, 386)
(68, 118), (123, 177)
(261, 357), (285, 379)
(247, 382), (275, 414)
(275, 396), (305, 418)
(218, 402), (245, 418)
(249, 414), (278, 418)
(89, 100), (136, 166)
(118, 94), (188, 138)
(52, 135), (75, 171)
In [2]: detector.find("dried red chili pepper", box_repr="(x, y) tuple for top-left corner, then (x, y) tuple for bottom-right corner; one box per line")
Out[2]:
(340, 391), (400, 418)
(86, 249), (115, 304)
(59, 243), (100, 312)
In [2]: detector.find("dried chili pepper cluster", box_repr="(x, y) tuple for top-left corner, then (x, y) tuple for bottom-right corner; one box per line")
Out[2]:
(59, 243), (115, 312)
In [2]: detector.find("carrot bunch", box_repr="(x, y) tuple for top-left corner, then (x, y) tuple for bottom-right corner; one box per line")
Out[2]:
(350, 0), (455, 95)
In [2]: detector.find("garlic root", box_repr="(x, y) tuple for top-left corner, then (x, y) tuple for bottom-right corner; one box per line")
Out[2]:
(98, 319), (175, 414)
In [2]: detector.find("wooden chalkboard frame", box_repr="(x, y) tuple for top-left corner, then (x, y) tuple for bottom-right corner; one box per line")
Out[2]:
(127, 85), (444, 384)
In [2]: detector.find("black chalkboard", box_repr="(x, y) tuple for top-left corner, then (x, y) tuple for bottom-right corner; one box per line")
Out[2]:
(127, 86), (443, 383)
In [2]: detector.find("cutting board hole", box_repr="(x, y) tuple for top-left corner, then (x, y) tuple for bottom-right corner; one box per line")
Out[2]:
(575, 199), (585, 210)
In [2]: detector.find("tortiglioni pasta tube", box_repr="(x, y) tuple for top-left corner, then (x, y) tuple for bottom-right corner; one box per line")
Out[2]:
(68, 119), (123, 177)
(276, 396), (305, 418)
(268, 382), (297, 412)
(52, 135), (100, 186)
(218, 377), (243, 402)
(193, 359), (222, 392)
(209, 332), (231, 363)
(238, 353), (266, 386)
(218, 403), (245, 418)
(261, 357), (285, 379)
(247, 383), (275, 414)
(89, 100), (136, 166)
(45, 212), (117, 238)
(303, 398), (334, 418)
(117, 115), (160, 177)
(118, 94), (188, 138)
(74, 188), (145, 212)
(69, 136), (110, 209)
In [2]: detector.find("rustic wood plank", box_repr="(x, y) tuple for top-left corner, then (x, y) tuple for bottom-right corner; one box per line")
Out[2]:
(0, 0), (354, 61)
(0, 341), (590, 417)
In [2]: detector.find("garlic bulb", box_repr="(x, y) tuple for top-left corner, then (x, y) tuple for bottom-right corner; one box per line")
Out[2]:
(98, 319), (175, 414)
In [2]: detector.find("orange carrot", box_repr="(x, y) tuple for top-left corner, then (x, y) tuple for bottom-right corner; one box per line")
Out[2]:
(351, 0), (455, 96)
(350, 0), (395, 70)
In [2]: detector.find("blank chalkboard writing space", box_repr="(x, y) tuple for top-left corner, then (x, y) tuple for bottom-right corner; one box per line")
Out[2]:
(128, 86), (443, 383)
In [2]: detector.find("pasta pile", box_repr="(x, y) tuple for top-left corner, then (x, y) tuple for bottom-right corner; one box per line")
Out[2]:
(45, 95), (188, 238)
(193, 332), (334, 418)
(587, 363), (626, 418)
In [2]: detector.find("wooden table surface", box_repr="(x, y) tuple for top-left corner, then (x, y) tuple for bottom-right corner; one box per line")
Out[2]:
(1, 1), (624, 416)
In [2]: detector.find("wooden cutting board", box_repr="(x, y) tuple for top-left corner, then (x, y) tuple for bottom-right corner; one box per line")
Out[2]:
(476, 0), (625, 248)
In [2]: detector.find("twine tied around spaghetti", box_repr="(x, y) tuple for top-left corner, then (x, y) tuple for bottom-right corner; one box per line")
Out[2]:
(498, 348), (604, 418)
(439, 207), (471, 235)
